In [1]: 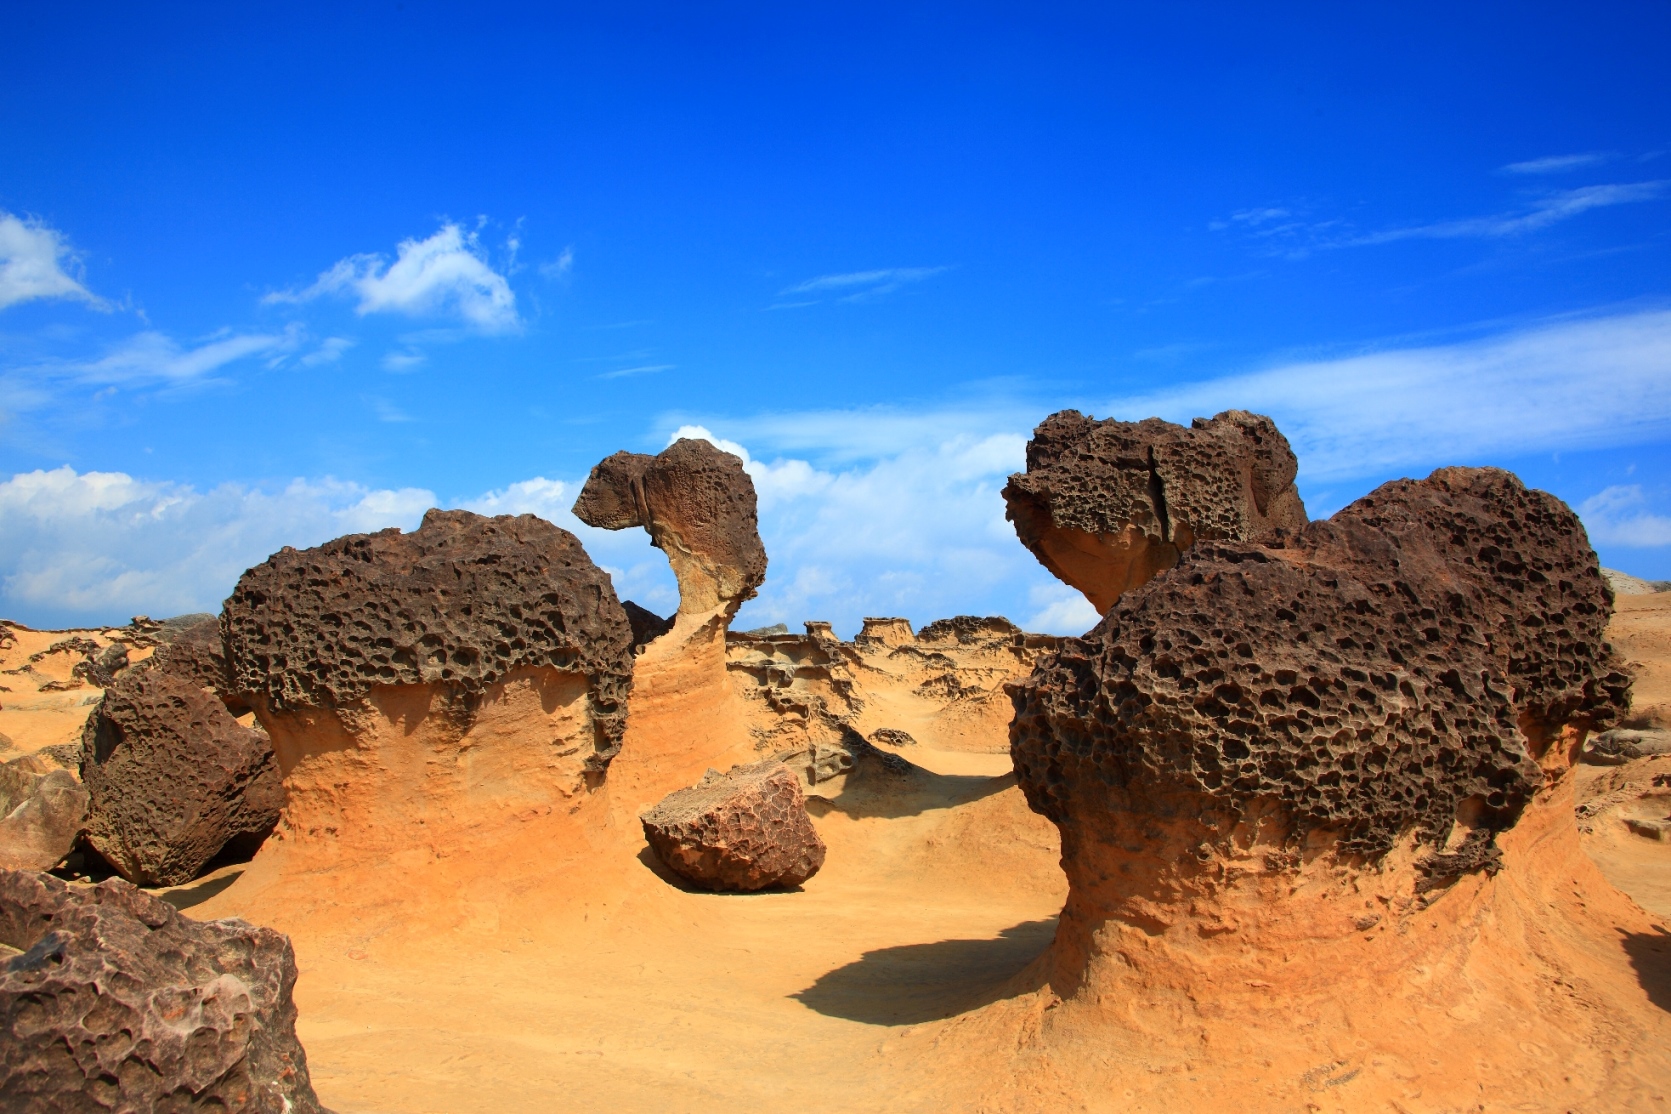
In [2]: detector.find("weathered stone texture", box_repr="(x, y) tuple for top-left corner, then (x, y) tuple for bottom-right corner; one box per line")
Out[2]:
(1003, 409), (1308, 615)
(0, 869), (324, 1113)
(0, 756), (89, 872)
(641, 760), (826, 891)
(223, 508), (634, 768)
(622, 600), (675, 653)
(1010, 467), (1628, 883)
(573, 438), (767, 618)
(81, 666), (282, 887)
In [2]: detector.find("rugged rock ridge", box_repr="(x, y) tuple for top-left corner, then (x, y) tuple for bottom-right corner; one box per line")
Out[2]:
(1002, 409), (1307, 615)
(1010, 466), (1629, 898)
(0, 869), (324, 1113)
(573, 438), (768, 621)
(225, 508), (633, 770)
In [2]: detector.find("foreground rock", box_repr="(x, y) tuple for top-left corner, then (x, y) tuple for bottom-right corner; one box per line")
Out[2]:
(574, 438), (768, 622)
(0, 753), (88, 871)
(81, 662), (282, 887)
(641, 760), (826, 890)
(1002, 409), (1307, 615)
(0, 869), (324, 1113)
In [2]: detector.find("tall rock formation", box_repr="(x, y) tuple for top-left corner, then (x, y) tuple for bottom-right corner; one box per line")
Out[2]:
(1002, 409), (1307, 616)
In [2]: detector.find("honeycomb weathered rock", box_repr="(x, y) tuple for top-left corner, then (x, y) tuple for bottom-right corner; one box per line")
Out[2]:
(1010, 466), (1629, 885)
(0, 755), (88, 872)
(573, 438), (767, 620)
(224, 508), (634, 769)
(0, 869), (324, 1113)
(641, 760), (826, 891)
(1002, 409), (1308, 615)
(80, 664), (282, 886)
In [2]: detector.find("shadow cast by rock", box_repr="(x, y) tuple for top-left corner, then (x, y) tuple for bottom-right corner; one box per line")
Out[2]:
(791, 917), (1057, 1025)
(634, 844), (806, 895)
(1623, 925), (1671, 1012)
(810, 768), (1016, 821)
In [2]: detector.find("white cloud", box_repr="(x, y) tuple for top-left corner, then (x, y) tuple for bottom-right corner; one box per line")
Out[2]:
(20, 326), (304, 387)
(777, 266), (949, 304)
(299, 336), (354, 366)
(0, 212), (105, 311)
(597, 364), (672, 380)
(1580, 485), (1671, 547)
(1111, 308), (1671, 484)
(381, 350), (426, 372)
(1353, 181), (1667, 243)
(1502, 153), (1612, 175)
(267, 223), (518, 332)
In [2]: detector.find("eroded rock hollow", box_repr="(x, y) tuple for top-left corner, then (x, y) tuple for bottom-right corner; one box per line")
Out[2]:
(1002, 409), (1308, 616)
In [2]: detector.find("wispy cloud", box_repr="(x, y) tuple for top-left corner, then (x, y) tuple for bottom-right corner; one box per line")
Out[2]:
(0, 212), (107, 312)
(1502, 152), (1613, 175)
(1580, 485), (1671, 547)
(299, 336), (354, 367)
(265, 222), (519, 332)
(539, 246), (575, 279)
(365, 395), (415, 423)
(1351, 181), (1667, 244)
(777, 266), (949, 305)
(595, 363), (673, 380)
(381, 350), (425, 372)
(19, 325), (304, 388)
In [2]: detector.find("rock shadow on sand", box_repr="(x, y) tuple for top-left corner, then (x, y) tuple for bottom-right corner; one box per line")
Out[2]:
(792, 917), (1056, 1025)
(1624, 926), (1671, 1012)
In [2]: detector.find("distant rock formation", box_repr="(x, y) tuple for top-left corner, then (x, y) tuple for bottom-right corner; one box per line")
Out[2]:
(80, 662), (282, 887)
(1009, 466), (1629, 989)
(641, 760), (826, 890)
(622, 600), (676, 653)
(1002, 409), (1307, 616)
(573, 438), (768, 623)
(0, 869), (324, 1113)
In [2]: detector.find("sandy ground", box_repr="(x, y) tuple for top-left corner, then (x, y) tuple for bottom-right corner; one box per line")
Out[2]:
(15, 593), (1671, 1111)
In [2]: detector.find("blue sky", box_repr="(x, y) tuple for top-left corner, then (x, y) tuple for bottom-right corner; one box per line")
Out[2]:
(2, 3), (1669, 633)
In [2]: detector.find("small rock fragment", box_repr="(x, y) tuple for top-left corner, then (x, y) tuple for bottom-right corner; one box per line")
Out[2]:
(641, 760), (826, 891)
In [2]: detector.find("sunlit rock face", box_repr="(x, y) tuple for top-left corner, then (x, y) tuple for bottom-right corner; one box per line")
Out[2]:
(1002, 409), (1308, 617)
(573, 437), (768, 624)
(221, 509), (635, 863)
(1009, 465), (1630, 991)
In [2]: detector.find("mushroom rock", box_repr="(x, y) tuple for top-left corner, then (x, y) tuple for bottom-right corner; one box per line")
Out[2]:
(218, 510), (634, 896)
(573, 437), (768, 625)
(1002, 409), (1307, 617)
(575, 440), (769, 809)
(79, 663), (282, 887)
(995, 465), (1669, 1102)
(0, 869), (324, 1113)
(640, 760), (826, 891)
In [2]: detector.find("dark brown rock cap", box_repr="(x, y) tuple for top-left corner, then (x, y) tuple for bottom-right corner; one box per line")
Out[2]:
(1003, 409), (1307, 615)
(573, 438), (767, 619)
(223, 508), (634, 769)
(1010, 466), (1627, 889)
(641, 760), (826, 891)
(0, 869), (325, 1113)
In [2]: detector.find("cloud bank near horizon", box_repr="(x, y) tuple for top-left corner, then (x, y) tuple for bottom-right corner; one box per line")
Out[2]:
(3, 306), (1669, 633)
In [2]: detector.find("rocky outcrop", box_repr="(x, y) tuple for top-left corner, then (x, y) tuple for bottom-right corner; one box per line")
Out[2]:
(80, 664), (282, 886)
(1010, 466), (1629, 933)
(641, 760), (826, 890)
(573, 438), (767, 622)
(1002, 409), (1307, 616)
(622, 600), (675, 653)
(0, 869), (323, 1113)
(225, 508), (634, 771)
(0, 754), (88, 872)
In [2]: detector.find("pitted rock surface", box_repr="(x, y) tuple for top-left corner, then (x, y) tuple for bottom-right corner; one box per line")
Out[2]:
(1003, 409), (1307, 615)
(622, 600), (675, 653)
(573, 438), (767, 618)
(223, 509), (634, 768)
(0, 869), (324, 1113)
(81, 664), (283, 887)
(0, 755), (88, 872)
(641, 760), (826, 891)
(149, 617), (248, 713)
(1010, 466), (1628, 884)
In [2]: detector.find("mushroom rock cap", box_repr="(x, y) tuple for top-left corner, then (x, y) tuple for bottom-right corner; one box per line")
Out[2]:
(573, 438), (767, 621)
(1010, 466), (1629, 901)
(224, 508), (634, 770)
(1003, 409), (1307, 616)
(0, 869), (325, 1113)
